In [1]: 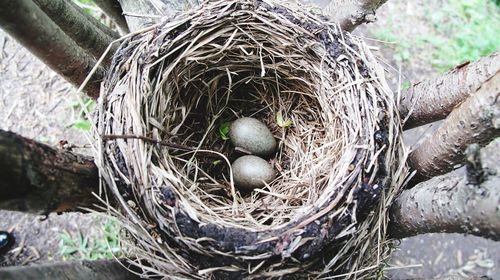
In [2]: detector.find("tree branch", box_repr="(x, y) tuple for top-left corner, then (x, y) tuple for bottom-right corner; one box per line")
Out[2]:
(401, 52), (500, 130)
(324, 0), (388, 31)
(0, 0), (105, 98)
(117, 0), (165, 31)
(33, 0), (118, 67)
(408, 72), (500, 182)
(390, 174), (500, 240)
(94, 0), (130, 34)
(0, 130), (99, 214)
(0, 259), (140, 280)
(390, 139), (500, 241)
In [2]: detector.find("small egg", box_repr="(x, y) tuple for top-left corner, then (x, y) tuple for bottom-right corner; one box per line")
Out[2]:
(231, 155), (276, 190)
(229, 117), (277, 157)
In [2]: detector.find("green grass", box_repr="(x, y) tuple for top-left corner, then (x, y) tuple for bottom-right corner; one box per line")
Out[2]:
(59, 218), (124, 261)
(67, 96), (94, 131)
(73, 0), (96, 14)
(72, 0), (106, 22)
(424, 0), (500, 71)
(373, 0), (500, 72)
(372, 26), (413, 64)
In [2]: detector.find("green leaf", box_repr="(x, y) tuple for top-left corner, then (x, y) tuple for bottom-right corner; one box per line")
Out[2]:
(218, 122), (231, 140)
(402, 81), (411, 91)
(276, 111), (292, 128)
(70, 119), (92, 131)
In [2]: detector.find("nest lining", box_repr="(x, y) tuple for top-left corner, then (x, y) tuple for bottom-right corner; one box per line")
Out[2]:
(95, 0), (407, 278)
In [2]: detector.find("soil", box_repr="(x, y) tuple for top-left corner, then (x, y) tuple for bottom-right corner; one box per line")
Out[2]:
(0, 28), (102, 267)
(0, 211), (100, 267)
(0, 0), (499, 278)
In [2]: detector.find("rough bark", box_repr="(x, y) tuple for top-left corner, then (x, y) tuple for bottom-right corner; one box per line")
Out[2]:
(117, 0), (165, 32)
(117, 0), (198, 31)
(324, 0), (388, 31)
(390, 139), (500, 241)
(401, 52), (500, 130)
(0, 130), (99, 214)
(33, 0), (118, 66)
(408, 72), (500, 182)
(94, 0), (131, 34)
(0, 259), (140, 280)
(0, 0), (105, 98)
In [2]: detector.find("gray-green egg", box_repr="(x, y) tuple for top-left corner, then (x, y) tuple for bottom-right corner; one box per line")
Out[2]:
(232, 155), (276, 190)
(229, 117), (276, 157)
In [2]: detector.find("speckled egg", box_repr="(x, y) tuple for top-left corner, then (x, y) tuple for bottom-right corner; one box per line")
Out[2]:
(231, 155), (276, 190)
(229, 117), (276, 157)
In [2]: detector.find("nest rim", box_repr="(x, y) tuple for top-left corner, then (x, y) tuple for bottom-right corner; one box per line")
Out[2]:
(94, 0), (408, 278)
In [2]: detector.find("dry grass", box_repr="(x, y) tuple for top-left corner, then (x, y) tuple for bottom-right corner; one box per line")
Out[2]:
(92, 0), (408, 278)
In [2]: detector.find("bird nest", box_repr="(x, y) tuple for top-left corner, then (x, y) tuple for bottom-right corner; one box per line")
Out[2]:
(94, 0), (407, 278)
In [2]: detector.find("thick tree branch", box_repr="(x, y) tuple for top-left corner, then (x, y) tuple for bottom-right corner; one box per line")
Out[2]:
(117, 0), (198, 31)
(324, 0), (388, 31)
(390, 174), (500, 241)
(0, 0), (105, 98)
(408, 72), (500, 182)
(33, 0), (119, 66)
(390, 139), (500, 241)
(401, 52), (500, 130)
(0, 130), (99, 214)
(118, 0), (164, 32)
(0, 259), (140, 280)
(94, 0), (130, 34)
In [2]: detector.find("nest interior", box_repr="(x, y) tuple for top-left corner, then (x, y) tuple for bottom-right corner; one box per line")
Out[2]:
(95, 0), (407, 278)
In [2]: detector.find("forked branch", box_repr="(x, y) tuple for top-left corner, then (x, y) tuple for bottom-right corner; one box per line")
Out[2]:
(33, 0), (119, 66)
(390, 140), (500, 241)
(408, 72), (500, 182)
(401, 52), (500, 130)
(0, 0), (105, 98)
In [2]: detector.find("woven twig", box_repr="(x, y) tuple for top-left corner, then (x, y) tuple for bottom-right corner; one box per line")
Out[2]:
(94, 0), (408, 278)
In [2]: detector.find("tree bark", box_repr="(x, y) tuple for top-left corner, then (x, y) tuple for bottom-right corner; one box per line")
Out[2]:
(390, 139), (500, 241)
(0, 0), (105, 98)
(408, 72), (500, 182)
(324, 0), (388, 31)
(390, 173), (500, 241)
(0, 130), (99, 214)
(117, 0), (163, 32)
(33, 0), (118, 66)
(401, 52), (500, 130)
(117, 0), (197, 31)
(94, 0), (130, 34)
(0, 259), (140, 280)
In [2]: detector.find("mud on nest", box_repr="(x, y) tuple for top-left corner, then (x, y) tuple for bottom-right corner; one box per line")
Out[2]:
(94, 0), (408, 278)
